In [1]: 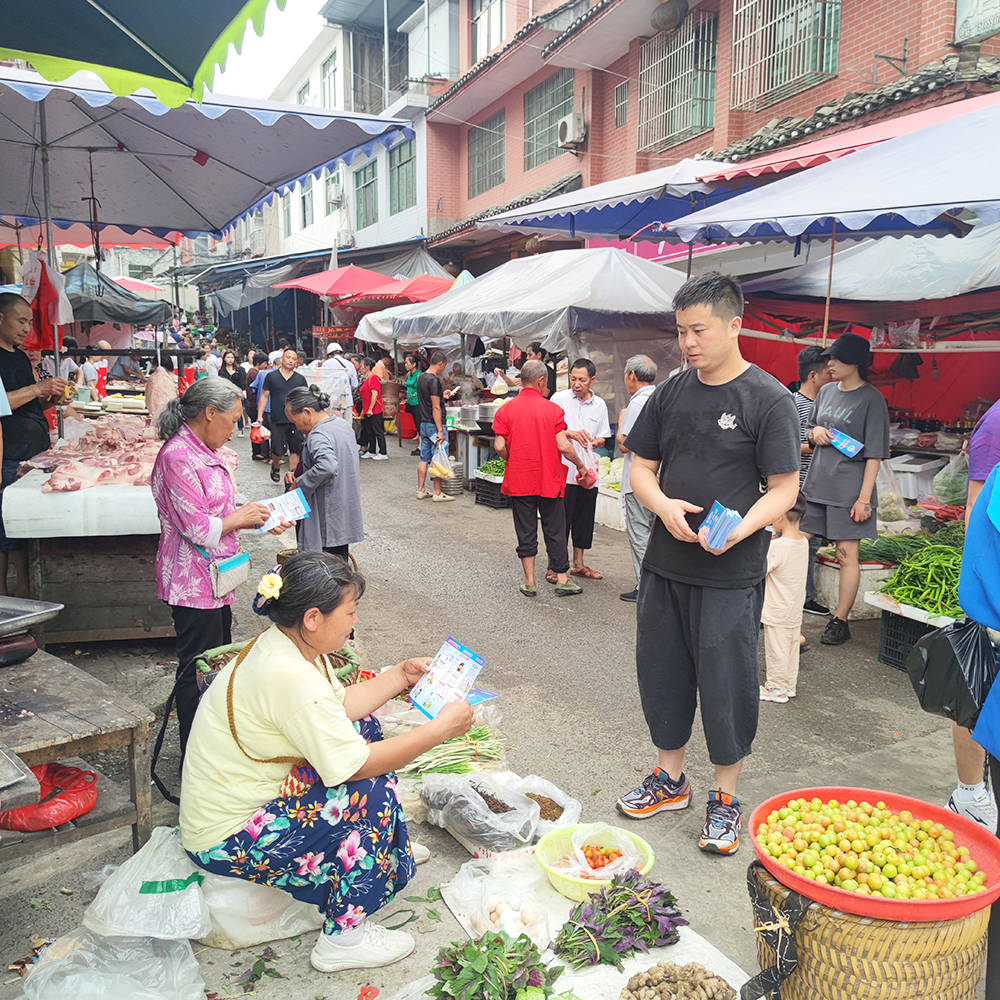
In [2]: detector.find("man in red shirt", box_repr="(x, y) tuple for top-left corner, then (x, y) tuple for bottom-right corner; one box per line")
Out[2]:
(492, 361), (586, 597)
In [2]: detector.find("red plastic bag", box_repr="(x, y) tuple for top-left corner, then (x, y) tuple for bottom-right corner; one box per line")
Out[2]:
(0, 763), (97, 831)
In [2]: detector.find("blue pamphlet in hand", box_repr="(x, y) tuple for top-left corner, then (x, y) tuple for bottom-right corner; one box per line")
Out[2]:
(828, 429), (864, 458)
(409, 637), (486, 720)
(701, 499), (743, 550)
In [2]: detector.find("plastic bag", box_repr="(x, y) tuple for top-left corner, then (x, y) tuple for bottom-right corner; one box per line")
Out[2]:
(449, 858), (550, 948)
(83, 827), (211, 940)
(23, 928), (204, 1000)
(557, 823), (643, 881)
(429, 442), (454, 480)
(195, 873), (323, 950)
(906, 620), (999, 729)
(0, 763), (97, 831)
(421, 774), (539, 854)
(876, 463), (909, 524)
(491, 375), (508, 395)
(933, 452), (970, 506)
(494, 773), (582, 838)
(575, 441), (599, 488)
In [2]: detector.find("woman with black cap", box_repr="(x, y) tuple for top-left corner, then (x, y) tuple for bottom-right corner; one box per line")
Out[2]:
(801, 333), (890, 646)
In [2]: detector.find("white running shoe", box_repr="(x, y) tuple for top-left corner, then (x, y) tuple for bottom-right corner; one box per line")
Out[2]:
(759, 686), (789, 704)
(310, 922), (415, 973)
(432, 493), (455, 502)
(948, 786), (998, 831)
(373, 453), (389, 461)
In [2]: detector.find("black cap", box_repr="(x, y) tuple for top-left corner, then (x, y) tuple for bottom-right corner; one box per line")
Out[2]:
(821, 333), (873, 368)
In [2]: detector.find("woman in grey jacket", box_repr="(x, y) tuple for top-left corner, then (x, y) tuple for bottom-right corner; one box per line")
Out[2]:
(285, 385), (364, 560)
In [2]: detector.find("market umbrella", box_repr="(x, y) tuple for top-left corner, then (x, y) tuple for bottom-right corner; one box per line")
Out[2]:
(272, 265), (391, 301)
(338, 274), (455, 311)
(0, 217), (177, 249)
(112, 276), (166, 294)
(1, 1), (287, 108)
(63, 262), (171, 324)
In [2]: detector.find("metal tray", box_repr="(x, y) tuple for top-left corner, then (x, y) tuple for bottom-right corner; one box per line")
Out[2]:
(0, 597), (64, 637)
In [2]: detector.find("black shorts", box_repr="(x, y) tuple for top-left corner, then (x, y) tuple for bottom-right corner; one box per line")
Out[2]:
(636, 572), (764, 767)
(268, 419), (303, 458)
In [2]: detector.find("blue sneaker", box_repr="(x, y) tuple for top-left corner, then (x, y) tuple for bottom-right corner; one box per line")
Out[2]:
(699, 790), (742, 855)
(616, 768), (691, 819)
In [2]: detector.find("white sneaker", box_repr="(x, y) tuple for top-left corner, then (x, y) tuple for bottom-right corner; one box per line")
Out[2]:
(373, 453), (389, 461)
(411, 841), (430, 865)
(360, 452), (374, 460)
(948, 787), (999, 831)
(759, 686), (789, 704)
(432, 493), (455, 502)
(310, 922), (415, 973)
(415, 490), (430, 500)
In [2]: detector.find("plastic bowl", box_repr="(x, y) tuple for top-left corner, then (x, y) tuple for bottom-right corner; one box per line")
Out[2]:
(750, 786), (1000, 922)
(534, 824), (654, 902)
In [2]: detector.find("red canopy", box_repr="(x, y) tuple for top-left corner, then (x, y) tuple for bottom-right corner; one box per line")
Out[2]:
(338, 273), (454, 310)
(0, 218), (178, 249)
(272, 264), (388, 300)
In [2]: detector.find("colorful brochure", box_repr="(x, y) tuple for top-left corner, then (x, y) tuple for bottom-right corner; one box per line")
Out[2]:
(409, 637), (486, 720)
(701, 499), (743, 550)
(256, 487), (311, 532)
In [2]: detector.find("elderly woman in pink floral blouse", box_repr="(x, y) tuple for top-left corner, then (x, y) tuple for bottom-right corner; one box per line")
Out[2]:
(151, 379), (277, 754)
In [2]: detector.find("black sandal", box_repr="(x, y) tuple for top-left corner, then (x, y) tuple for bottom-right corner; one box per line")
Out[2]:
(270, 467), (280, 483)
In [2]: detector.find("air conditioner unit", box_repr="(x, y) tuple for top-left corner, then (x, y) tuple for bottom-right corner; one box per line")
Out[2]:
(557, 112), (587, 148)
(337, 229), (355, 247)
(327, 181), (343, 211)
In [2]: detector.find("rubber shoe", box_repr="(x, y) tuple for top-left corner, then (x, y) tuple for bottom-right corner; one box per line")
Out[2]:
(432, 493), (455, 502)
(415, 490), (430, 500)
(310, 923), (415, 973)
(410, 841), (431, 865)
(821, 617), (851, 645)
(554, 581), (582, 597)
(948, 787), (999, 832)
(619, 588), (638, 603)
(616, 768), (691, 819)
(803, 599), (830, 615)
(759, 685), (789, 704)
(699, 790), (742, 855)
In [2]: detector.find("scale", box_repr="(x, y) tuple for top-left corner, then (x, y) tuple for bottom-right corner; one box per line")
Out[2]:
(0, 598), (64, 667)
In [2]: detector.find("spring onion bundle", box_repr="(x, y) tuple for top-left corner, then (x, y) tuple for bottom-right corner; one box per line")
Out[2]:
(399, 725), (504, 778)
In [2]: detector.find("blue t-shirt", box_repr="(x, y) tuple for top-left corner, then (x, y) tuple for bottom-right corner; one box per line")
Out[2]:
(959, 462), (1000, 631)
(251, 370), (270, 413)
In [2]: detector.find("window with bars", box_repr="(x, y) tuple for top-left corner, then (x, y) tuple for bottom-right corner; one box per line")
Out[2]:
(524, 68), (574, 170)
(321, 53), (337, 107)
(282, 193), (292, 237)
(301, 176), (315, 228)
(637, 11), (717, 152)
(731, 0), (841, 111)
(389, 139), (417, 215)
(472, 0), (504, 63)
(468, 110), (505, 198)
(614, 81), (629, 128)
(296, 80), (311, 105)
(354, 161), (379, 229)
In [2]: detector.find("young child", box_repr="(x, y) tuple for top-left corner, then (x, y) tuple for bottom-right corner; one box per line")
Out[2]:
(760, 493), (810, 704)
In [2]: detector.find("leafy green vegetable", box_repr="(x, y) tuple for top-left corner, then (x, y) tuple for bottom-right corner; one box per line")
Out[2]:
(398, 726), (504, 778)
(478, 459), (506, 477)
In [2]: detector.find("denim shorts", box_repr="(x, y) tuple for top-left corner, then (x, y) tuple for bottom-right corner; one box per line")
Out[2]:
(0, 459), (25, 552)
(419, 421), (443, 463)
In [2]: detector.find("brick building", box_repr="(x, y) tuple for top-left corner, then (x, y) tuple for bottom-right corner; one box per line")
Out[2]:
(423, 0), (1000, 266)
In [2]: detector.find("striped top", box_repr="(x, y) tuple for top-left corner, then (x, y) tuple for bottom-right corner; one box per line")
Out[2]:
(794, 391), (814, 487)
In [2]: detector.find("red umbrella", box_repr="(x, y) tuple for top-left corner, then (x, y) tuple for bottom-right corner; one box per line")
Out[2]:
(339, 273), (455, 311)
(112, 275), (166, 294)
(272, 264), (389, 301)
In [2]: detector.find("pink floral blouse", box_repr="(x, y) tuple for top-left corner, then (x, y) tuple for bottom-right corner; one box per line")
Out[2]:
(151, 423), (238, 610)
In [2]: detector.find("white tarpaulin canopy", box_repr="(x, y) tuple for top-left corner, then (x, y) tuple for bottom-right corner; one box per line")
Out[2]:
(390, 247), (685, 354)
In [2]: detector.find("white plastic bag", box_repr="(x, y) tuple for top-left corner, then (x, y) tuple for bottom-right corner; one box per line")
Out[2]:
(23, 928), (204, 1000)
(83, 827), (211, 940)
(932, 452), (970, 506)
(875, 462), (909, 524)
(429, 441), (454, 479)
(448, 858), (550, 948)
(421, 774), (539, 853)
(558, 823), (643, 880)
(503, 774), (582, 838)
(196, 872), (323, 950)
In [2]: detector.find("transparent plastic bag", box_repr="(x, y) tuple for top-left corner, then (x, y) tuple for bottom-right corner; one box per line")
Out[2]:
(83, 827), (211, 940)
(876, 463), (909, 523)
(429, 442), (454, 480)
(195, 873), (323, 950)
(932, 452), (970, 506)
(449, 858), (550, 948)
(23, 928), (204, 1000)
(495, 773), (582, 838)
(558, 823), (643, 880)
(420, 774), (539, 853)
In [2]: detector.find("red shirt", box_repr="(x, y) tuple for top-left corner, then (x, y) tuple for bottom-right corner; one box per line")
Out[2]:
(360, 374), (383, 415)
(492, 387), (568, 498)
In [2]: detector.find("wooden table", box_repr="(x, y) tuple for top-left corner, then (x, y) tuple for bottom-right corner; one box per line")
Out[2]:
(0, 652), (154, 861)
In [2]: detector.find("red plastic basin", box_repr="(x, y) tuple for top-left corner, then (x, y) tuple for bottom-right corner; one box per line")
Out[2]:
(750, 786), (1000, 922)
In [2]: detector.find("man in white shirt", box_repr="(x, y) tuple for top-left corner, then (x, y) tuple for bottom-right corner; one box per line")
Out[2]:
(323, 342), (359, 389)
(616, 355), (658, 603)
(549, 358), (611, 582)
(41, 336), (80, 382)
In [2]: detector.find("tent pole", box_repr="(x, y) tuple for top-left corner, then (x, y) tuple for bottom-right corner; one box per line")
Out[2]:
(822, 220), (836, 346)
(686, 243), (693, 278)
(383, 0), (391, 109)
(394, 337), (401, 448)
(39, 102), (64, 437)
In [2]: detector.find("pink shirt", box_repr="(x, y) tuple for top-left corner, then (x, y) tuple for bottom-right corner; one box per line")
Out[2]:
(151, 423), (238, 609)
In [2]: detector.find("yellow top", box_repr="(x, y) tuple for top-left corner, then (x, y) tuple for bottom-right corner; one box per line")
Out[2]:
(179, 624), (370, 852)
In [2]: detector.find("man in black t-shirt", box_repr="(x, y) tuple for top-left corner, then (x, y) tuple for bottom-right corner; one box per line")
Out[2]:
(614, 273), (799, 858)
(0, 293), (69, 596)
(415, 351), (453, 501)
(256, 347), (306, 484)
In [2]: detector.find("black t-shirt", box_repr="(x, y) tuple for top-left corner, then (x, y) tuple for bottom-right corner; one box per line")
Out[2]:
(545, 363), (557, 397)
(0, 347), (50, 462)
(416, 372), (444, 425)
(627, 365), (800, 588)
(262, 368), (307, 425)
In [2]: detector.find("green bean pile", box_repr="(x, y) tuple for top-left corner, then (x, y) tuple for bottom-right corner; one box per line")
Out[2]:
(878, 544), (964, 618)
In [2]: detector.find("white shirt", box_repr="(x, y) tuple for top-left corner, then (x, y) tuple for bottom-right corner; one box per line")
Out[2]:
(619, 384), (656, 494)
(41, 356), (79, 380)
(551, 387), (611, 486)
(323, 353), (358, 389)
(205, 353), (222, 376)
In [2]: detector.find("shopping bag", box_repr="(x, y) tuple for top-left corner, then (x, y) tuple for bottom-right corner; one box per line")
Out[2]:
(558, 822), (644, 881)
(906, 619), (999, 729)
(932, 452), (970, 505)
(0, 763), (96, 831)
(429, 442), (454, 479)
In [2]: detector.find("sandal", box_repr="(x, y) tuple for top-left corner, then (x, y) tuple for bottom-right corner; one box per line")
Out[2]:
(519, 584), (537, 597)
(270, 467), (280, 483)
(570, 566), (603, 580)
(544, 569), (558, 584)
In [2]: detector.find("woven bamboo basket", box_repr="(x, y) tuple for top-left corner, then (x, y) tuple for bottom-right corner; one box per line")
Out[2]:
(752, 867), (988, 1000)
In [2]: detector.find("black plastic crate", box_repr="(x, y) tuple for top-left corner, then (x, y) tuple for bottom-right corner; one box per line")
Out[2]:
(878, 610), (934, 671)
(474, 477), (511, 510)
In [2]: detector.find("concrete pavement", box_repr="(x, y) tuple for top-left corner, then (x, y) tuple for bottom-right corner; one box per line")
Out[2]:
(0, 428), (974, 998)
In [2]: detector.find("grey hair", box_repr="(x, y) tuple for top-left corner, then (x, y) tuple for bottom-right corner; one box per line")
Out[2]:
(625, 355), (657, 384)
(519, 359), (548, 385)
(156, 378), (242, 440)
(287, 384), (331, 414)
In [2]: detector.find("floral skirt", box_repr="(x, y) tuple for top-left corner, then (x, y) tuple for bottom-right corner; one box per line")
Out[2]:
(186, 716), (416, 935)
